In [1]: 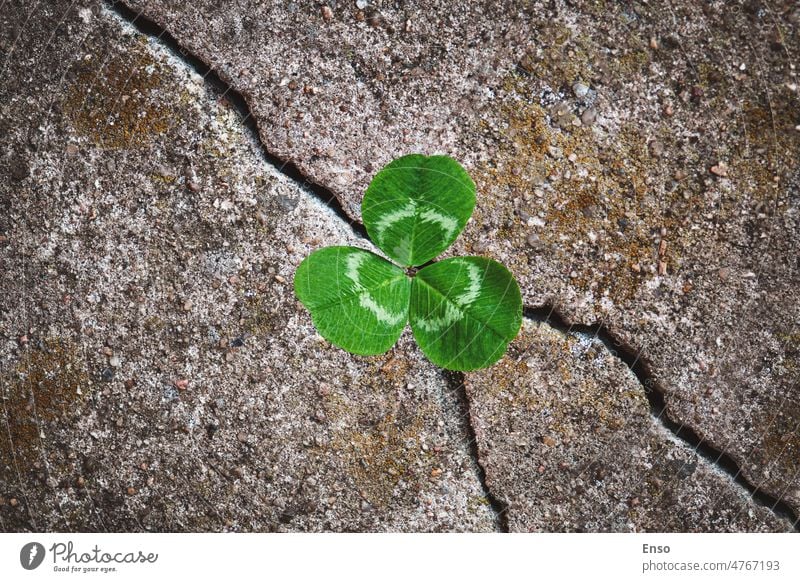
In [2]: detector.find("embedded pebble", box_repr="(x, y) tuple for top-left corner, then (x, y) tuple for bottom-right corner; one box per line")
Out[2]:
(649, 141), (664, 158)
(572, 82), (589, 98)
(580, 107), (596, 125)
(710, 162), (728, 177)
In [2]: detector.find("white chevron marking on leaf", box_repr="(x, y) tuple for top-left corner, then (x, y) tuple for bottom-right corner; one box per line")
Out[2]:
(453, 259), (482, 307)
(415, 301), (464, 332)
(345, 250), (405, 325)
(391, 234), (412, 266)
(372, 199), (416, 242)
(345, 251), (367, 291)
(359, 293), (406, 325)
(419, 207), (458, 239)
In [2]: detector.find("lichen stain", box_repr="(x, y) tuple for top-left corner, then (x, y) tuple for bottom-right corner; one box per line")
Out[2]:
(733, 97), (800, 199)
(1, 340), (89, 471)
(243, 293), (281, 338)
(473, 75), (684, 304)
(338, 413), (429, 507)
(326, 356), (436, 507)
(64, 38), (174, 148)
(472, 2), (798, 307)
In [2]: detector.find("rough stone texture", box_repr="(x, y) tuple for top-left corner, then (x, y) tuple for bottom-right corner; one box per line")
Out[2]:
(1, 0), (798, 532)
(466, 320), (791, 532)
(118, 0), (800, 517)
(0, 3), (494, 532)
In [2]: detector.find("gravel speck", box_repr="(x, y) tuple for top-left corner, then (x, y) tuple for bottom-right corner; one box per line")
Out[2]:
(572, 82), (589, 98)
(710, 162), (728, 177)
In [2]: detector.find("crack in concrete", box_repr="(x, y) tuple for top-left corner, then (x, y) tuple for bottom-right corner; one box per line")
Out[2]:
(444, 370), (510, 532)
(525, 306), (800, 532)
(106, 0), (798, 533)
(104, 0), (368, 240)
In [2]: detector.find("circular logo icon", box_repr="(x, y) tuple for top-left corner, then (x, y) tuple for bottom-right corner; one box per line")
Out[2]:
(20, 542), (46, 570)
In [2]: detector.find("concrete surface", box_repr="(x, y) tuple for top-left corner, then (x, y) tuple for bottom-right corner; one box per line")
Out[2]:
(1, 0), (798, 531)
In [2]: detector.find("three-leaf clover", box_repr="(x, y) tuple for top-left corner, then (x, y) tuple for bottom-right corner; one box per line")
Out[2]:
(294, 154), (522, 371)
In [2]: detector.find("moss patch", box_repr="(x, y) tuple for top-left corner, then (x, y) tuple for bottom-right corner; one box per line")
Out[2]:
(474, 77), (684, 302)
(65, 37), (175, 148)
(752, 396), (800, 497)
(326, 355), (439, 507)
(337, 413), (427, 506)
(1, 340), (89, 470)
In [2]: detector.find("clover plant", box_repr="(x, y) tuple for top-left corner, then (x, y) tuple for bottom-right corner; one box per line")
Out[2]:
(294, 154), (522, 371)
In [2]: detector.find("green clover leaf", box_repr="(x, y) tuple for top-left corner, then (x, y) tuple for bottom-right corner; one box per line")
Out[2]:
(361, 154), (476, 267)
(410, 257), (521, 370)
(294, 246), (410, 356)
(294, 154), (522, 371)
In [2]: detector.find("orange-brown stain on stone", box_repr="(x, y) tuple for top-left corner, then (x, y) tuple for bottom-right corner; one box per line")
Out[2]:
(1, 340), (89, 471)
(64, 39), (174, 148)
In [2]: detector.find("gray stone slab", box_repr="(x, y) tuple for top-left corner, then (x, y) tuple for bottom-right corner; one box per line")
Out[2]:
(466, 320), (793, 532)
